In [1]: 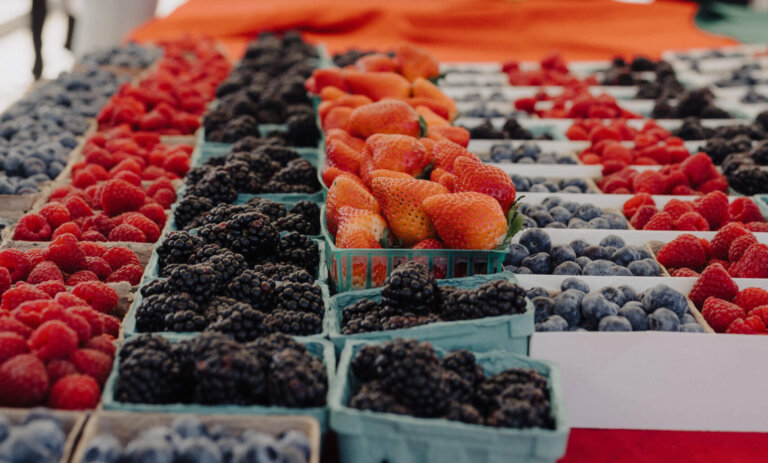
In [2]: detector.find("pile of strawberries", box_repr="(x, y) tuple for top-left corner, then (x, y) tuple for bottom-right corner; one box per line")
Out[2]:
(514, 83), (641, 119)
(623, 192), (766, 231)
(656, 223), (768, 279)
(502, 53), (599, 86)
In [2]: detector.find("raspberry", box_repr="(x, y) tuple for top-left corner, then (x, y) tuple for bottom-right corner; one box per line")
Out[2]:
(121, 213), (160, 242)
(81, 242), (108, 258)
(13, 299), (57, 327)
(152, 189), (176, 209)
(47, 359), (78, 382)
(632, 170), (665, 194)
(0, 267), (9, 295)
(751, 306), (768, 326)
(26, 249), (45, 266)
(0, 354), (49, 407)
(72, 281), (118, 313)
(162, 151), (190, 176)
(688, 263), (738, 308)
(0, 315), (33, 337)
(671, 268), (699, 277)
(101, 314), (120, 337)
(692, 191), (729, 230)
(85, 256), (112, 280)
(103, 247), (140, 270)
(0, 249), (33, 282)
(108, 223), (147, 242)
(643, 211), (674, 230)
(27, 261), (65, 284)
(624, 195), (655, 220)
(673, 212), (709, 231)
(728, 197), (764, 224)
(733, 288), (768, 315)
(82, 230), (107, 242)
(146, 178), (174, 197)
(13, 214), (52, 241)
(105, 264), (143, 285)
(0, 331), (29, 364)
(710, 223), (750, 260)
(85, 334), (116, 357)
(732, 243), (768, 279)
(52, 222), (82, 240)
(726, 315), (767, 335)
(702, 297), (745, 333)
(67, 306), (104, 335)
(66, 271), (100, 285)
(138, 202), (167, 227)
(40, 305), (91, 343)
(728, 234), (758, 263)
(746, 221), (768, 232)
(36, 280), (67, 297)
(1, 285), (50, 311)
(48, 374), (100, 410)
(39, 202), (71, 229)
(65, 196), (94, 219)
(662, 199), (694, 220)
(70, 348), (113, 385)
(112, 170), (142, 185)
(681, 152), (715, 187)
(55, 292), (88, 308)
(656, 234), (708, 271)
(46, 234), (87, 273)
(100, 179), (146, 216)
(29, 320), (79, 360)
(83, 214), (117, 236)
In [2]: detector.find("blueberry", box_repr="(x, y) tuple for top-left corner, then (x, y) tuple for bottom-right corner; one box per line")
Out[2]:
(628, 260), (654, 276)
(679, 323), (705, 333)
(609, 266), (632, 276)
(553, 289), (584, 326)
(278, 430), (311, 459)
(20, 409), (60, 427)
(546, 222), (566, 229)
(618, 285), (637, 302)
(599, 286), (626, 307)
(521, 252), (553, 274)
(519, 229), (551, 254)
(518, 157), (535, 164)
(556, 156), (577, 165)
(526, 287), (550, 300)
(531, 176), (547, 185)
(567, 218), (590, 229)
(561, 201), (579, 213)
(560, 178), (589, 192)
(562, 186), (583, 193)
(538, 153), (555, 164)
(636, 247), (652, 260)
(548, 206), (571, 224)
(561, 277), (589, 293)
(588, 217), (610, 228)
(515, 266), (533, 274)
(138, 426), (179, 447)
(536, 315), (569, 332)
(569, 239), (589, 256)
(530, 210), (554, 227)
(642, 258), (661, 276)
(681, 313), (697, 325)
(234, 433), (281, 463)
(569, 327), (588, 332)
(217, 437), (239, 462)
(47, 161), (65, 179)
(0, 414), (9, 444)
(553, 261), (581, 275)
(575, 256), (591, 269)
(602, 212), (628, 229)
(641, 285), (688, 319)
(583, 245), (609, 261)
(618, 304), (649, 331)
(598, 315), (633, 331)
(83, 434), (122, 463)
(611, 246), (640, 267)
(0, 429), (56, 463)
(582, 292), (619, 323)
(532, 296), (555, 323)
(522, 216), (537, 229)
(24, 421), (65, 457)
(171, 415), (207, 439)
(490, 144), (513, 162)
(176, 437), (222, 463)
(649, 308), (680, 332)
(541, 196), (562, 209)
(511, 175), (531, 191)
(504, 243), (529, 266)
(550, 244), (576, 266)
(582, 259), (614, 276)
(575, 204), (601, 221)
(603, 246), (618, 256)
(530, 184), (550, 193)
(599, 235), (625, 248)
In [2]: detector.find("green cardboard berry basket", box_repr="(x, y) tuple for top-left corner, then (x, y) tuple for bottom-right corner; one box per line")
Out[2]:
(753, 195), (768, 220)
(326, 272), (534, 355)
(123, 277), (332, 339)
(321, 207), (507, 292)
(330, 340), (570, 463)
(101, 334), (335, 433)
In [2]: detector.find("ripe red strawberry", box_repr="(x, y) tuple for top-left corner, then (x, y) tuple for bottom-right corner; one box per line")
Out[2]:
(72, 281), (118, 313)
(643, 211), (674, 230)
(138, 203), (166, 227)
(728, 197), (764, 224)
(48, 374), (100, 410)
(693, 191), (729, 230)
(45, 234), (86, 273)
(120, 213), (160, 242)
(326, 176), (380, 236)
(1, 285), (50, 311)
(39, 202), (71, 229)
(100, 179), (146, 216)
(671, 268), (699, 277)
(65, 196), (94, 219)
(336, 207), (388, 243)
(673, 212), (709, 231)
(336, 227), (382, 249)
(733, 287), (768, 315)
(688, 263), (738, 308)
(108, 223), (147, 242)
(366, 134), (430, 177)
(726, 315), (767, 335)
(630, 205), (658, 229)
(430, 167), (457, 192)
(710, 222), (750, 260)
(102, 247), (140, 271)
(0, 332), (29, 364)
(36, 280), (67, 297)
(662, 199), (694, 220)
(732, 243), (768, 278)
(432, 140), (481, 173)
(728, 234), (758, 263)
(422, 192), (509, 250)
(656, 233), (708, 271)
(371, 178), (448, 246)
(326, 138), (363, 175)
(14, 214), (52, 240)
(412, 239), (445, 249)
(29, 320), (78, 360)
(453, 157), (516, 213)
(81, 242), (108, 258)
(0, 354), (49, 406)
(65, 271), (100, 286)
(702, 297), (745, 333)
(85, 334), (116, 357)
(46, 359), (78, 382)
(348, 99), (420, 139)
(0, 249), (33, 282)
(27, 261), (65, 284)
(70, 348), (113, 385)
(105, 264), (144, 285)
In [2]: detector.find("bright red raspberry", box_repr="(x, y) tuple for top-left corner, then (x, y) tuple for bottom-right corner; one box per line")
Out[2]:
(69, 348), (112, 385)
(146, 178), (175, 197)
(81, 242), (108, 258)
(630, 205), (657, 229)
(72, 169), (97, 189)
(54, 292), (88, 308)
(85, 334), (116, 357)
(65, 271), (100, 286)
(105, 264), (143, 285)
(0, 354), (49, 406)
(121, 213), (160, 242)
(85, 256), (112, 280)
(103, 247), (140, 270)
(671, 268), (699, 277)
(138, 203), (166, 228)
(632, 170), (665, 195)
(681, 152), (716, 186)
(48, 374), (100, 410)
(12, 299), (57, 328)
(728, 234), (758, 263)
(112, 170), (142, 186)
(623, 193), (655, 218)
(1, 285), (50, 311)
(163, 152), (190, 177)
(688, 263), (738, 308)
(71, 281), (118, 313)
(0, 267), (10, 295)
(67, 306), (104, 336)
(108, 223), (146, 242)
(732, 243), (768, 279)
(40, 305), (91, 343)
(662, 199), (694, 220)
(100, 179), (146, 216)
(152, 189), (176, 209)
(710, 223), (750, 260)
(13, 214), (52, 241)
(656, 233), (708, 271)
(733, 287), (768, 315)
(0, 316), (32, 337)
(65, 196), (94, 219)
(693, 191), (729, 230)
(101, 314), (120, 337)
(29, 320), (78, 360)
(0, 332), (29, 364)
(745, 221), (768, 232)
(51, 222), (82, 240)
(81, 230), (107, 242)
(82, 213), (117, 236)
(673, 211), (709, 231)
(26, 249), (45, 267)
(702, 297), (745, 333)
(643, 211), (674, 230)
(45, 233), (86, 273)
(39, 202), (71, 229)
(751, 306), (768, 326)
(36, 280), (67, 297)
(46, 359), (78, 382)
(0, 249), (33, 282)
(27, 261), (65, 284)
(726, 315), (767, 335)
(728, 197), (764, 224)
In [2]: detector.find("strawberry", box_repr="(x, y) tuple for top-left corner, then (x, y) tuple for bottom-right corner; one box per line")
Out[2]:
(365, 134), (430, 177)
(369, 169), (413, 182)
(322, 167), (362, 189)
(656, 234), (708, 271)
(395, 43), (440, 81)
(337, 227), (383, 249)
(322, 106), (353, 132)
(46, 233), (86, 273)
(412, 78), (458, 121)
(710, 222), (750, 260)
(623, 193), (655, 218)
(728, 234), (758, 263)
(733, 287), (768, 315)
(427, 126), (469, 147)
(0, 354), (49, 406)
(99, 179), (146, 216)
(732, 243), (768, 279)
(692, 191), (729, 230)
(702, 297), (745, 333)
(355, 53), (399, 73)
(422, 192), (509, 250)
(326, 138), (362, 175)
(673, 212), (709, 231)
(728, 197), (765, 224)
(630, 205), (657, 229)
(415, 106), (449, 129)
(326, 128), (366, 153)
(408, 97), (452, 120)
(307, 68), (347, 93)
(371, 178), (448, 246)
(453, 157), (516, 213)
(432, 139), (481, 173)
(642, 211), (673, 230)
(336, 207), (389, 243)
(412, 239), (445, 249)
(344, 70), (411, 102)
(430, 167), (457, 192)
(688, 263), (738, 308)
(348, 100), (421, 140)
(326, 176), (379, 236)
(725, 316), (767, 335)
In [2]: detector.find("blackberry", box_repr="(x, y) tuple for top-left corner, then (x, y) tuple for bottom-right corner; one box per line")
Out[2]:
(222, 115), (261, 143)
(226, 151), (281, 180)
(466, 120), (505, 140)
(118, 334), (172, 360)
(275, 232), (319, 274)
(351, 345), (383, 381)
(201, 249), (248, 283)
(728, 167), (768, 195)
(203, 155), (227, 167)
(375, 339), (449, 417)
(205, 302), (268, 342)
(289, 201), (320, 231)
(156, 231), (204, 268)
(273, 282), (324, 315)
(342, 304), (401, 334)
(256, 145), (300, 165)
(140, 279), (168, 297)
(265, 310), (322, 335)
(441, 350), (485, 386)
(757, 110), (768, 131)
(486, 399), (550, 429)
(160, 264), (181, 278)
(186, 244), (229, 264)
(136, 293), (200, 332)
(440, 280), (527, 321)
(268, 348), (327, 407)
(443, 402), (483, 425)
(246, 198), (287, 221)
(380, 314), (434, 331)
(275, 213), (315, 235)
(499, 383), (550, 409)
(188, 168), (238, 204)
(186, 166), (213, 186)
(227, 269), (275, 309)
(263, 180), (315, 194)
(224, 212), (280, 258)
(167, 264), (220, 303)
(342, 299), (382, 325)
(197, 222), (231, 247)
(501, 118), (533, 139)
(231, 136), (265, 152)
(474, 369), (549, 415)
(349, 381), (411, 415)
(443, 370), (474, 403)
(194, 339), (268, 405)
(248, 333), (308, 366)
(270, 159), (320, 191)
(199, 204), (250, 227)
(164, 310), (207, 332)
(115, 348), (181, 404)
(224, 160), (252, 191)
(286, 113), (321, 147)
(203, 296), (241, 325)
(252, 262), (312, 284)
(381, 262), (437, 312)
(170, 341), (196, 402)
(174, 195), (213, 229)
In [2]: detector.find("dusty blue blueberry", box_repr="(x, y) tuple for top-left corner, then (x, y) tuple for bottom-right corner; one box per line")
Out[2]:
(549, 206), (571, 223)
(619, 304), (649, 331)
(598, 315), (633, 331)
(568, 218), (590, 229)
(550, 244), (576, 266)
(490, 144), (513, 162)
(553, 289), (584, 326)
(641, 285), (688, 319)
(569, 327), (588, 332)
(583, 259), (615, 276)
(587, 217), (608, 228)
(603, 246), (618, 256)
(23, 421), (64, 457)
(522, 216), (537, 229)
(47, 161), (65, 179)
(575, 204), (601, 221)
(569, 239), (589, 256)
(511, 175), (531, 191)
(526, 287), (550, 300)
(543, 182), (559, 192)
(0, 429), (56, 463)
(583, 245), (610, 261)
(562, 186), (583, 193)
(505, 243), (529, 267)
(279, 429), (311, 460)
(519, 229), (552, 254)
(636, 247), (652, 260)
(532, 296), (555, 323)
(575, 256), (591, 269)
(530, 184), (550, 193)
(553, 261), (581, 275)
(172, 415), (207, 439)
(642, 258), (661, 275)
(582, 292), (619, 323)
(561, 277), (589, 293)
(611, 246), (641, 267)
(536, 315), (569, 331)
(556, 156), (577, 165)
(618, 285), (637, 302)
(541, 196), (562, 209)
(681, 313), (697, 325)
(609, 266), (632, 276)
(628, 260), (654, 276)
(0, 414), (9, 444)
(649, 308), (680, 331)
(599, 286), (626, 307)
(602, 212), (628, 229)
(546, 222), (566, 229)
(83, 435), (122, 463)
(599, 235), (626, 248)
(176, 437), (222, 463)
(561, 201), (579, 213)
(560, 178), (589, 192)
(521, 252), (553, 274)
(679, 323), (705, 333)
(530, 210), (554, 227)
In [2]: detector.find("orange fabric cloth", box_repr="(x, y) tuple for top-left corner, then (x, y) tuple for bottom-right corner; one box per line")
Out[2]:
(130, 0), (737, 62)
